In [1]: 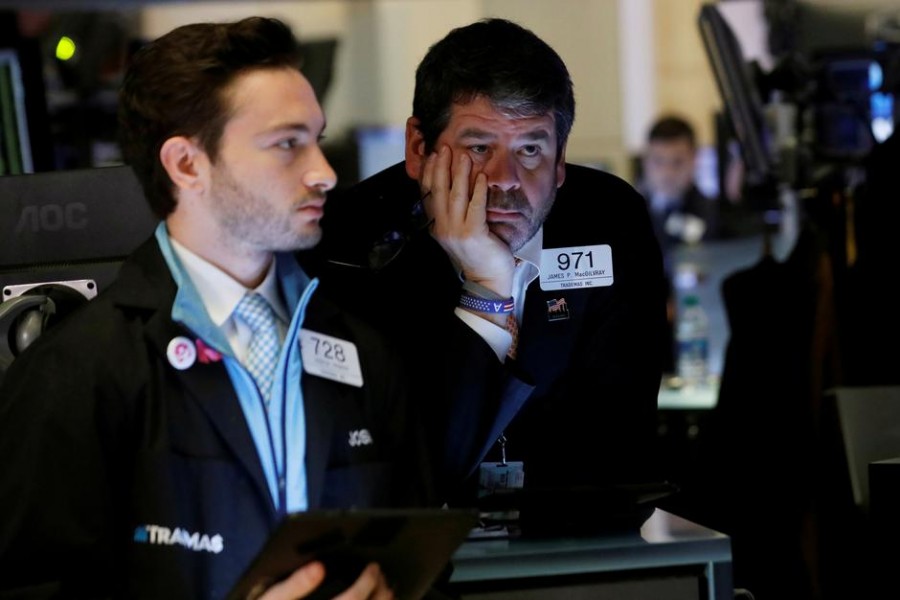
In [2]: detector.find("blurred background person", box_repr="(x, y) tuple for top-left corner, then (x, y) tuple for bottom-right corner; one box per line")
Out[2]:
(638, 114), (719, 375)
(639, 114), (719, 255)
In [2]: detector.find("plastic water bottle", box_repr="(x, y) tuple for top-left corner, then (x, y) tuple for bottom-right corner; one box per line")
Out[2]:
(676, 294), (709, 387)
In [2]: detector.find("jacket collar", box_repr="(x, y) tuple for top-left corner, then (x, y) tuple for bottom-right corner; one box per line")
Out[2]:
(110, 236), (280, 520)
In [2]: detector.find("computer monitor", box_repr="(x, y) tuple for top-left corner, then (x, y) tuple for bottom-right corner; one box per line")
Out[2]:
(0, 165), (157, 375)
(756, 0), (897, 160)
(698, 3), (773, 187)
(810, 50), (896, 161)
(0, 50), (33, 175)
(356, 125), (406, 181)
(300, 38), (339, 105)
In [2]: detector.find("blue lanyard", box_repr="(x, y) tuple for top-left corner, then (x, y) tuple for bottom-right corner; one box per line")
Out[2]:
(255, 384), (288, 517)
(251, 279), (316, 516)
(251, 335), (296, 517)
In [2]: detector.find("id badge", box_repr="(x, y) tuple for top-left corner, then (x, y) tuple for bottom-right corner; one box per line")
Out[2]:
(479, 461), (525, 496)
(539, 244), (613, 290)
(298, 329), (363, 387)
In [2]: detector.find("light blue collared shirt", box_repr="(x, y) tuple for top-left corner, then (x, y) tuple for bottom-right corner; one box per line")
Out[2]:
(155, 223), (313, 514)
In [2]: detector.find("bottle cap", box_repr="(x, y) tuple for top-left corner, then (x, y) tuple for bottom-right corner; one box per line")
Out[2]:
(683, 295), (700, 306)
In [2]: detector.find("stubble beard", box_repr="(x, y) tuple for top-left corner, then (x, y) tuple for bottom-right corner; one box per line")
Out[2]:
(486, 182), (556, 253)
(210, 167), (323, 253)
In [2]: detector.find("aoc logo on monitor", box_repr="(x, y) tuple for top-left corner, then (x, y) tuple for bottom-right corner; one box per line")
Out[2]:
(14, 202), (88, 233)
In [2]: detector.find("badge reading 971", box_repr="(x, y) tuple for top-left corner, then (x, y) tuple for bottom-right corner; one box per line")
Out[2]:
(539, 244), (613, 291)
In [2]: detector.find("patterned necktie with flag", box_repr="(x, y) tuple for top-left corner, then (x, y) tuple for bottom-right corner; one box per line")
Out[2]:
(507, 312), (519, 360)
(507, 257), (523, 360)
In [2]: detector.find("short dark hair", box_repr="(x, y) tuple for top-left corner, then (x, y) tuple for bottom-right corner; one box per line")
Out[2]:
(412, 18), (575, 158)
(117, 17), (303, 218)
(648, 115), (697, 148)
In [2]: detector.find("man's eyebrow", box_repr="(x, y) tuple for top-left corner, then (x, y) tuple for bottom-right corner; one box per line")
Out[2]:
(257, 121), (327, 140)
(519, 129), (552, 142)
(256, 123), (309, 138)
(456, 127), (552, 142)
(457, 127), (496, 140)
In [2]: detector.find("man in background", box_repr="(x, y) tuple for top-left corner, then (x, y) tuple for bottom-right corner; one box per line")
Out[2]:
(0, 17), (413, 599)
(640, 115), (719, 255)
(639, 115), (719, 374)
(305, 18), (668, 509)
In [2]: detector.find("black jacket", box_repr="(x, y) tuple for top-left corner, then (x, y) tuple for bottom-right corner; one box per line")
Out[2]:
(303, 162), (668, 503)
(0, 237), (425, 599)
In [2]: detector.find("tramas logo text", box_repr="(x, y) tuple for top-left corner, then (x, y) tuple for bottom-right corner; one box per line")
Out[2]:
(133, 524), (224, 554)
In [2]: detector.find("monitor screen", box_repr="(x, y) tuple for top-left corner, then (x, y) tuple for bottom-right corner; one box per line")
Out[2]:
(812, 52), (895, 160)
(0, 165), (156, 282)
(698, 3), (773, 187)
(0, 50), (33, 175)
(300, 38), (338, 105)
(0, 165), (157, 374)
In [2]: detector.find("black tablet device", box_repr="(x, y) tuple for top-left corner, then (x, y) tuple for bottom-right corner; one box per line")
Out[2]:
(226, 508), (479, 600)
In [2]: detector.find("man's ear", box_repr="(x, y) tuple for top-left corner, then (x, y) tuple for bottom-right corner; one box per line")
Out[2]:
(159, 136), (208, 195)
(556, 145), (567, 188)
(405, 117), (427, 180)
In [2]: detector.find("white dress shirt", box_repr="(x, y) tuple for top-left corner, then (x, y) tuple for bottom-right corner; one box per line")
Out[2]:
(168, 237), (289, 362)
(454, 228), (542, 362)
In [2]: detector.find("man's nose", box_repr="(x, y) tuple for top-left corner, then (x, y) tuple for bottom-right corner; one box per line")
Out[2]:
(304, 145), (337, 192)
(484, 150), (520, 192)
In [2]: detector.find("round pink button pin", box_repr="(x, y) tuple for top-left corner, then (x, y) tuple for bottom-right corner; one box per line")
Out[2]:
(167, 336), (196, 370)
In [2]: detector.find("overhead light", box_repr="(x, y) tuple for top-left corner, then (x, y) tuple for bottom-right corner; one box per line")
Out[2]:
(55, 36), (76, 61)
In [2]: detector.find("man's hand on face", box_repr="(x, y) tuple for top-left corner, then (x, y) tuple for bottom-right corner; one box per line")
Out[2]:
(422, 145), (516, 298)
(257, 561), (394, 600)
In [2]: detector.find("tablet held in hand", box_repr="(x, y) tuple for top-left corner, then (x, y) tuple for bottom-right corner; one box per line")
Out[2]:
(227, 508), (479, 600)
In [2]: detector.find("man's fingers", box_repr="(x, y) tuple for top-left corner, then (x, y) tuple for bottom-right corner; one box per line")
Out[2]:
(335, 563), (393, 600)
(356, 563), (392, 600)
(370, 565), (394, 600)
(421, 151), (438, 217)
(466, 171), (488, 228)
(430, 145), (452, 223)
(257, 561), (326, 600)
(447, 151), (472, 224)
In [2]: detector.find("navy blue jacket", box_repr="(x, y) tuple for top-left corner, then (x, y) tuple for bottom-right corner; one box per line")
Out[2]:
(0, 237), (425, 599)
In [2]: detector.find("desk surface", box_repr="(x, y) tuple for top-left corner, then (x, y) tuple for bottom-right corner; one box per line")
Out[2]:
(658, 380), (719, 410)
(450, 509), (732, 599)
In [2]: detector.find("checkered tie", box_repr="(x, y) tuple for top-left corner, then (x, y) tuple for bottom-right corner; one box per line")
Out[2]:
(234, 293), (280, 403)
(507, 313), (519, 360)
(507, 257), (522, 360)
